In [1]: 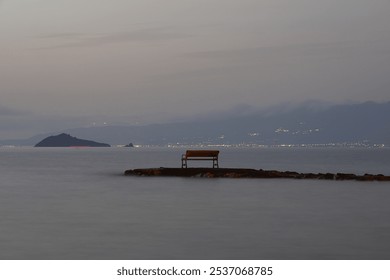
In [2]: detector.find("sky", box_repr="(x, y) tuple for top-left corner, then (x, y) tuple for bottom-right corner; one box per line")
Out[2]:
(1, 0), (390, 138)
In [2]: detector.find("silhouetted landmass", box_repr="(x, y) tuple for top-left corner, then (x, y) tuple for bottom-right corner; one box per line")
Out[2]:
(124, 142), (134, 147)
(124, 167), (390, 181)
(34, 133), (110, 147)
(2, 101), (390, 146)
(57, 101), (390, 146)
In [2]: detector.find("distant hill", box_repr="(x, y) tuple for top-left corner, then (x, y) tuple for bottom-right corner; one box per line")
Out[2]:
(34, 133), (110, 147)
(59, 101), (390, 146)
(2, 101), (390, 147)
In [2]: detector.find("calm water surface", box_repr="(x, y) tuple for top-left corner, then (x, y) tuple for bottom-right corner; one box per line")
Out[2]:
(0, 147), (389, 259)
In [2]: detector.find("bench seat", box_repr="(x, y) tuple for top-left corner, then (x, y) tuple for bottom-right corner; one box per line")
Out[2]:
(181, 150), (219, 168)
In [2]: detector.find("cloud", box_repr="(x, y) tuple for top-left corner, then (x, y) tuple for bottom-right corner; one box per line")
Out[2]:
(184, 40), (371, 60)
(36, 28), (188, 49)
(37, 32), (85, 39)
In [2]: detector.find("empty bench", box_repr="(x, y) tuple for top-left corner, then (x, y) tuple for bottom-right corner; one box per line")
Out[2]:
(181, 150), (219, 168)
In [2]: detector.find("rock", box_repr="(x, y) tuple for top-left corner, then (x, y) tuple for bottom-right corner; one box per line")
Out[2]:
(336, 173), (358, 180)
(124, 168), (390, 181)
(318, 173), (335, 180)
(124, 143), (134, 147)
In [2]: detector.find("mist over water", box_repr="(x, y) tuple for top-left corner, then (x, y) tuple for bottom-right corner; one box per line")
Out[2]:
(1, 147), (390, 259)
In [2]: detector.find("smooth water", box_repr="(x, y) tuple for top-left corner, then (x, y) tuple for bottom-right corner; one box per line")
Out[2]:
(0, 147), (390, 259)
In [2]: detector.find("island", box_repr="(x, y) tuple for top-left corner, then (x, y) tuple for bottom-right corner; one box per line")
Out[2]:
(124, 142), (134, 147)
(34, 133), (110, 147)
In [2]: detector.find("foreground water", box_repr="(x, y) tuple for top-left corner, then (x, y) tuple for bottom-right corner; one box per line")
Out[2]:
(0, 147), (389, 259)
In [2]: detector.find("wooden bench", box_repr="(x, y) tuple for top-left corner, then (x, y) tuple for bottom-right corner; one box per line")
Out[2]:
(181, 150), (219, 168)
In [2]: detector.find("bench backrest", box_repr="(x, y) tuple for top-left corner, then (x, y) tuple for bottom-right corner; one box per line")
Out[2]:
(185, 150), (219, 158)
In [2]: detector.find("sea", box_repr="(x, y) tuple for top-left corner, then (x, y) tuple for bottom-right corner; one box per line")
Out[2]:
(0, 146), (389, 260)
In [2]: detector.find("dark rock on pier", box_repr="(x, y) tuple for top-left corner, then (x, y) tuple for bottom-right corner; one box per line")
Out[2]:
(124, 168), (390, 181)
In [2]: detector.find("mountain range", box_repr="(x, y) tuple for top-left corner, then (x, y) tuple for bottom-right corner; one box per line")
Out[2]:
(1, 101), (389, 147)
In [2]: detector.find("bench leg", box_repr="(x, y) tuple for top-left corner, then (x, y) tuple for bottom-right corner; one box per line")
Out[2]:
(181, 158), (187, 168)
(213, 159), (219, 168)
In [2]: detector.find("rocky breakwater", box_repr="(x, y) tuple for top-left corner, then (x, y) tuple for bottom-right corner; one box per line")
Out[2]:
(124, 168), (390, 181)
